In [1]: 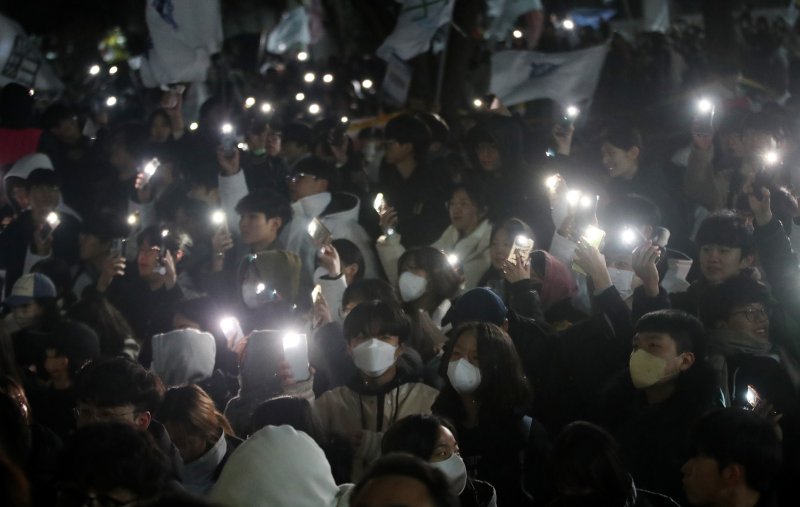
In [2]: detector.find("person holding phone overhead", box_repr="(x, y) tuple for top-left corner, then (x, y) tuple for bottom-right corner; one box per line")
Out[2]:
(281, 300), (439, 482)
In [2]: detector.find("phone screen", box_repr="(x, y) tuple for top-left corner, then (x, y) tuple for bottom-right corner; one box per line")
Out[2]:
(282, 332), (310, 382)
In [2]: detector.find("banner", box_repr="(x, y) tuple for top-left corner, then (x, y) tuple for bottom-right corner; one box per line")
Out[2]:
(489, 42), (609, 107)
(377, 0), (455, 61)
(485, 0), (543, 41)
(381, 55), (413, 106)
(267, 5), (311, 54)
(139, 0), (223, 88)
(0, 14), (63, 92)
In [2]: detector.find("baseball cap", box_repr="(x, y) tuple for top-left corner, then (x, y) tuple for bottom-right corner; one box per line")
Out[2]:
(4, 273), (57, 307)
(442, 288), (508, 328)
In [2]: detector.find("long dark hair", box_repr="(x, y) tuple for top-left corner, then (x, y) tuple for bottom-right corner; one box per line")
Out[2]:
(398, 246), (461, 314)
(433, 322), (530, 423)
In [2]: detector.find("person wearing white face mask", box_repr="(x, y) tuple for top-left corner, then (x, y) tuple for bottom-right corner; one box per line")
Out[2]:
(600, 310), (719, 505)
(382, 414), (498, 507)
(281, 300), (439, 481)
(432, 322), (538, 506)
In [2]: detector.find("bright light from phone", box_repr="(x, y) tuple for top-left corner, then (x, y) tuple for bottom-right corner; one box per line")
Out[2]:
(545, 175), (559, 192)
(255, 283), (266, 295)
(512, 29), (523, 39)
(28, 89), (34, 96)
(361, 79), (373, 90)
(127, 213), (138, 226)
(307, 220), (318, 237)
(258, 102), (271, 114)
(566, 190), (581, 207)
(566, 105), (580, 118)
(109, 65), (118, 75)
(89, 64), (101, 76)
(583, 225), (606, 246)
(563, 19), (575, 30)
(304, 72), (316, 83)
(373, 193), (385, 212)
(308, 103), (321, 115)
(323, 73), (334, 83)
(211, 210), (226, 225)
(697, 98), (713, 114)
(340, 116), (349, 124)
(105, 96), (117, 107)
(621, 228), (638, 246)
(297, 51), (309, 62)
(244, 97), (256, 108)
(762, 150), (780, 166)
(46, 212), (59, 226)
(189, 122), (198, 131)
(472, 98), (483, 108)
(282, 332), (302, 349)
(447, 254), (459, 267)
(219, 316), (238, 335)
(515, 235), (533, 248)
(161, 229), (169, 238)
(295, 92), (305, 101)
(143, 158), (160, 177)
(221, 123), (233, 135)
(580, 194), (594, 209)
(746, 385), (758, 407)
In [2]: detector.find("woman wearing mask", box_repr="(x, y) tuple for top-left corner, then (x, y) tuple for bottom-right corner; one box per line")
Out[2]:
(157, 384), (242, 495)
(377, 182), (492, 291)
(396, 247), (462, 376)
(433, 322), (537, 506)
(281, 300), (439, 481)
(382, 414), (498, 507)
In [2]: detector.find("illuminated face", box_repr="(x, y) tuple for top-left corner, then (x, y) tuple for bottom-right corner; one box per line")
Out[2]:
(722, 303), (770, 343)
(137, 240), (161, 277)
(601, 142), (638, 179)
(447, 189), (483, 234)
(699, 244), (749, 284)
(289, 173), (326, 201)
(238, 212), (278, 249)
(430, 425), (460, 463)
(490, 229), (513, 270)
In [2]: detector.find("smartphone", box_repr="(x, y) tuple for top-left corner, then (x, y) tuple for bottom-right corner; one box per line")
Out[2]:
(219, 316), (245, 349)
(220, 124), (237, 158)
(572, 225), (606, 275)
(154, 229), (169, 275)
(311, 284), (322, 303)
(40, 212), (61, 242)
(110, 238), (126, 258)
(692, 99), (715, 136)
(508, 235), (534, 264)
(373, 193), (385, 213)
(574, 194), (599, 231)
(282, 332), (311, 382)
(140, 158), (160, 186)
(211, 210), (228, 234)
(307, 217), (332, 247)
(745, 384), (760, 408)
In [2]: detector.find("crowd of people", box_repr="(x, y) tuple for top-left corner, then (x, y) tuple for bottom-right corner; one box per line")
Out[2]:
(0, 6), (800, 507)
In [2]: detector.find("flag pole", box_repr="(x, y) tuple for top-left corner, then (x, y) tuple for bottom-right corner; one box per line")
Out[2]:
(434, 22), (452, 110)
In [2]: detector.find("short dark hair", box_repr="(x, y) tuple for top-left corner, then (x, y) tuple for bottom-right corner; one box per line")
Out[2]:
(690, 408), (782, 495)
(635, 310), (706, 357)
(699, 276), (771, 329)
(381, 414), (456, 460)
(282, 122), (313, 147)
(343, 300), (411, 344)
(351, 453), (458, 507)
(235, 188), (293, 232)
(695, 211), (755, 256)
(74, 358), (164, 413)
(384, 114), (432, 163)
(25, 168), (61, 190)
(332, 239), (365, 283)
(41, 103), (77, 131)
(56, 423), (171, 502)
(342, 279), (400, 309)
(450, 180), (489, 216)
(603, 121), (643, 151)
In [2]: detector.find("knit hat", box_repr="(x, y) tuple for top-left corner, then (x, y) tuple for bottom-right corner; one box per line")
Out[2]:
(4, 273), (57, 306)
(443, 287), (508, 328)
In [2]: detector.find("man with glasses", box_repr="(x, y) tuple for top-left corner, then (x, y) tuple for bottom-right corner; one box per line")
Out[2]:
(701, 276), (799, 420)
(73, 357), (183, 479)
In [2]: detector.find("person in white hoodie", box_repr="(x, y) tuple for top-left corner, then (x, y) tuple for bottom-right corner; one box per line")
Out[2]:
(377, 182), (491, 291)
(209, 424), (352, 507)
(284, 155), (379, 280)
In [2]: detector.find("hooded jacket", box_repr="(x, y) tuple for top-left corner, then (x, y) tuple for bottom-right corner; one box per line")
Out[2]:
(209, 425), (352, 507)
(150, 328), (216, 387)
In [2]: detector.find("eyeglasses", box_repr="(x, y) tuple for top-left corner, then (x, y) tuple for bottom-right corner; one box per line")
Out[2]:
(730, 306), (771, 322)
(288, 173), (318, 184)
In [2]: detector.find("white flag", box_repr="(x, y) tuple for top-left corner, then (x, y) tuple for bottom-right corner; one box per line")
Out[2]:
(489, 42), (609, 107)
(0, 14), (63, 92)
(377, 0), (455, 61)
(486, 0), (543, 41)
(139, 0), (223, 88)
(267, 5), (311, 55)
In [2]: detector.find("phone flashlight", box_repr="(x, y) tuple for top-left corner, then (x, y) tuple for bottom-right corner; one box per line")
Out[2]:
(473, 98), (483, 108)
(446, 253), (460, 267)
(127, 213), (139, 226)
(244, 97), (256, 108)
(141, 158), (160, 186)
(106, 96), (117, 107)
(46, 212), (60, 227)
(746, 384), (760, 408)
(566, 190), (582, 207)
(696, 98), (713, 115)
(373, 193), (385, 212)
(220, 316), (244, 348)
(311, 284), (322, 303)
(582, 225), (606, 248)
(762, 150), (780, 166)
(545, 175), (559, 192)
(261, 102), (272, 113)
(621, 227), (639, 246)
